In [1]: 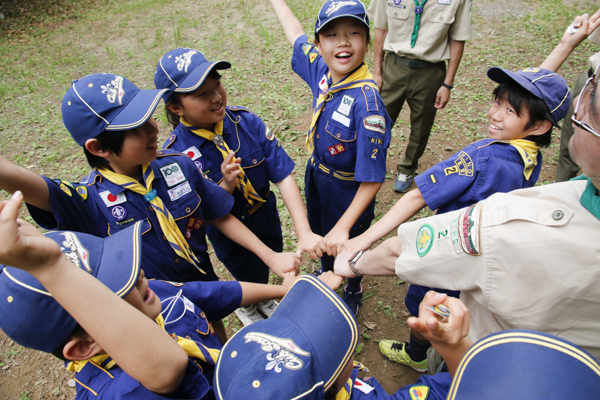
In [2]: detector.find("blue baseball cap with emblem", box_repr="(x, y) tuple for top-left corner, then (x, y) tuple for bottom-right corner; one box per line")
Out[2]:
(154, 48), (231, 102)
(487, 67), (571, 126)
(449, 330), (600, 398)
(315, 0), (369, 36)
(0, 221), (143, 353)
(62, 73), (169, 146)
(214, 274), (358, 400)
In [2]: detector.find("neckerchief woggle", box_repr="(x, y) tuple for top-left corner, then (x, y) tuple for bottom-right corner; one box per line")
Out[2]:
(411, 0), (428, 47)
(66, 315), (219, 373)
(306, 62), (379, 153)
(98, 166), (205, 274)
(182, 117), (265, 206)
(508, 139), (539, 180)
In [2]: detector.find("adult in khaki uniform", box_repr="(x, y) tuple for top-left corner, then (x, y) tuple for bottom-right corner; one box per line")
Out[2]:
(368, 0), (473, 192)
(556, 29), (600, 181)
(334, 11), (600, 359)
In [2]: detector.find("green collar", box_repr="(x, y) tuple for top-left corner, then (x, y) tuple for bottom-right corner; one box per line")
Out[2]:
(572, 175), (600, 220)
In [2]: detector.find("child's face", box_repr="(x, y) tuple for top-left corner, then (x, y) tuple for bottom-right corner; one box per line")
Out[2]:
(316, 17), (368, 83)
(106, 118), (159, 176)
(178, 77), (227, 130)
(124, 269), (162, 320)
(487, 95), (538, 141)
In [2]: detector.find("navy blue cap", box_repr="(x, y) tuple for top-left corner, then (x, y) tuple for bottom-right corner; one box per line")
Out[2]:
(0, 222), (143, 353)
(154, 48), (231, 102)
(214, 275), (358, 399)
(315, 0), (369, 35)
(487, 67), (571, 126)
(448, 330), (600, 399)
(62, 73), (169, 146)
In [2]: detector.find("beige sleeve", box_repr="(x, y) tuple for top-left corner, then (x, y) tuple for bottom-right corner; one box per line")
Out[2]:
(448, 0), (473, 41)
(367, 0), (389, 31)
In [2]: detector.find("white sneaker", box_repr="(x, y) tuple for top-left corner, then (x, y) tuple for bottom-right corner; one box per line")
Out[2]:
(257, 300), (279, 317)
(234, 304), (265, 326)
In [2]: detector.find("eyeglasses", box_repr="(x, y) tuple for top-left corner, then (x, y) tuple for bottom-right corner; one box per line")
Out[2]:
(571, 63), (600, 139)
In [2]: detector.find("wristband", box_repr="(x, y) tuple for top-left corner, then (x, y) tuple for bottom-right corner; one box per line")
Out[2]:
(348, 250), (365, 277)
(441, 82), (454, 90)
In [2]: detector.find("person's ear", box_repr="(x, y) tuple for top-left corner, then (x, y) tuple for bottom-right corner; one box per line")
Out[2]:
(167, 102), (184, 117)
(63, 335), (104, 361)
(529, 120), (552, 136)
(84, 138), (111, 158)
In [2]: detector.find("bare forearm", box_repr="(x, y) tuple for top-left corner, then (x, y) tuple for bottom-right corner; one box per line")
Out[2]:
(333, 182), (382, 232)
(432, 337), (473, 377)
(239, 282), (287, 306)
(373, 28), (387, 75)
(445, 39), (465, 86)
(269, 0), (305, 46)
(0, 156), (51, 211)
(212, 214), (274, 261)
(354, 236), (402, 276)
(276, 175), (311, 237)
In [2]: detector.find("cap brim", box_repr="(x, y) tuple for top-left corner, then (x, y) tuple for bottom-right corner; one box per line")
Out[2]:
(176, 60), (232, 94)
(315, 14), (369, 33)
(107, 88), (169, 132)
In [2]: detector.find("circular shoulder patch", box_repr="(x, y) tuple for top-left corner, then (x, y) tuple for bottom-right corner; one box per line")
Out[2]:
(416, 224), (434, 257)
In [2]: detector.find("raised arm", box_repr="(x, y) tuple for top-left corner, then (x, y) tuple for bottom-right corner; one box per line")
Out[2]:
(0, 156), (51, 211)
(540, 9), (600, 72)
(269, 0), (306, 46)
(0, 192), (188, 395)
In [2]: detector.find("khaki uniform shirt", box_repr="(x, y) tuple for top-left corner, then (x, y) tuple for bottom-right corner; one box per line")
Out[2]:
(368, 0), (473, 63)
(395, 180), (600, 360)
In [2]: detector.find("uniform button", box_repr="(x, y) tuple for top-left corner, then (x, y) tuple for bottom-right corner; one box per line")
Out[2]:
(200, 311), (206, 319)
(241, 215), (246, 220)
(336, 133), (341, 138)
(149, 205), (153, 211)
(185, 207), (191, 213)
(175, 258), (181, 263)
(231, 351), (237, 358)
(552, 210), (564, 220)
(252, 381), (260, 388)
(185, 335), (191, 340)
(365, 86), (370, 91)
(316, 134), (320, 139)
(252, 159), (257, 164)
(439, 16), (443, 21)
(163, 235), (167, 240)
(395, 12), (398, 16)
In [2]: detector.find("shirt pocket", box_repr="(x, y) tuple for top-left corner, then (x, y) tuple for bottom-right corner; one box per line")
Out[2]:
(240, 147), (266, 171)
(428, 4), (457, 24)
(167, 192), (203, 221)
(482, 193), (573, 228)
(323, 120), (357, 169)
(386, 4), (410, 20)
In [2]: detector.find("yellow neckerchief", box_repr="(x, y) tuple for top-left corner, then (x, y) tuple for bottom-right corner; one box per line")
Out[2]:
(307, 62), (378, 153)
(181, 117), (265, 206)
(334, 361), (368, 400)
(66, 315), (220, 373)
(508, 139), (540, 180)
(98, 165), (204, 274)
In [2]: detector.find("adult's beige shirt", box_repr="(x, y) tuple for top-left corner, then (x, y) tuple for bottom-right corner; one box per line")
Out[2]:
(395, 180), (600, 360)
(368, 0), (473, 63)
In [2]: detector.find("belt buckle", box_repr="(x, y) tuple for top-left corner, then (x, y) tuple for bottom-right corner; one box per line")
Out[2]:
(409, 59), (420, 69)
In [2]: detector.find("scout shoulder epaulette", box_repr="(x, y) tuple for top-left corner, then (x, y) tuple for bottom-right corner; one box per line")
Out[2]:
(162, 132), (179, 149)
(227, 105), (258, 118)
(156, 149), (188, 158)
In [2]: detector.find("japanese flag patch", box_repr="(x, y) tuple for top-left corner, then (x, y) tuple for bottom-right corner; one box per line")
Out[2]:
(99, 190), (127, 207)
(319, 75), (329, 94)
(183, 146), (202, 160)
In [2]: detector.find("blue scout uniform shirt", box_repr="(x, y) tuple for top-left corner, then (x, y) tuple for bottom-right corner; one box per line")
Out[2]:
(405, 138), (542, 316)
(162, 106), (295, 283)
(347, 368), (451, 399)
(71, 279), (242, 400)
(292, 35), (392, 184)
(26, 150), (234, 282)
(415, 138), (542, 214)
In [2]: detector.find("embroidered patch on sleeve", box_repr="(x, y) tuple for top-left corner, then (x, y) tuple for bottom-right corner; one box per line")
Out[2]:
(265, 127), (275, 141)
(309, 52), (318, 63)
(367, 136), (384, 145)
(416, 224), (434, 257)
(458, 203), (482, 256)
(443, 151), (474, 177)
(428, 172), (439, 185)
(409, 385), (430, 400)
(59, 182), (72, 197)
(302, 43), (313, 55)
(76, 186), (88, 200)
(363, 115), (386, 134)
(160, 162), (187, 187)
(328, 143), (347, 156)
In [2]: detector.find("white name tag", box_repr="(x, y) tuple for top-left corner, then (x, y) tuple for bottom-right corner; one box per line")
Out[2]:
(183, 296), (195, 313)
(332, 111), (351, 127)
(160, 162), (187, 187)
(168, 181), (192, 201)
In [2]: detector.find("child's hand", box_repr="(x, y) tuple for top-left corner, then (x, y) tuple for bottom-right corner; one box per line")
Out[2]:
(296, 231), (325, 260)
(332, 249), (358, 278)
(341, 235), (371, 257)
(281, 270), (299, 293)
(219, 150), (242, 194)
(561, 9), (600, 49)
(317, 271), (344, 291)
(407, 291), (470, 347)
(267, 251), (301, 278)
(0, 191), (62, 273)
(323, 226), (349, 257)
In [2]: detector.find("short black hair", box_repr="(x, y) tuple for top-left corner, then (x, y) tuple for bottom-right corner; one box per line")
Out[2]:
(492, 80), (554, 147)
(165, 70), (222, 129)
(83, 129), (129, 169)
(51, 324), (87, 362)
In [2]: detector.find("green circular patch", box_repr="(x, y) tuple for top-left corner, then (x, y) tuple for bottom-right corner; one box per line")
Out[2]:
(416, 224), (434, 257)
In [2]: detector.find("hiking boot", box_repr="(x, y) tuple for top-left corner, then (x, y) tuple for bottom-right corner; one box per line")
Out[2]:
(257, 300), (279, 318)
(379, 340), (428, 372)
(393, 173), (412, 193)
(342, 285), (363, 316)
(234, 304), (264, 326)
